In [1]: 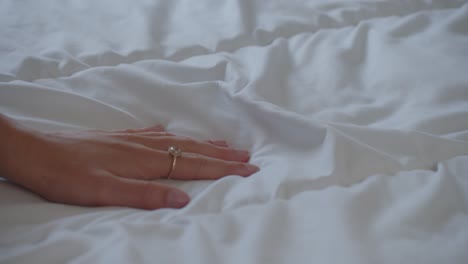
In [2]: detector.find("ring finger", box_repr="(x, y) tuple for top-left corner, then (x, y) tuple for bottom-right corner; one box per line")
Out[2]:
(163, 151), (259, 181)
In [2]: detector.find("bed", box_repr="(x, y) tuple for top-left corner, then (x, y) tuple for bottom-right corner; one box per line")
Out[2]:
(1, 0), (468, 263)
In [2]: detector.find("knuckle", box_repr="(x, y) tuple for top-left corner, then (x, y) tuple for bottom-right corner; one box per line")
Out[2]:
(139, 182), (162, 209)
(91, 176), (112, 206)
(195, 157), (208, 179)
(215, 148), (232, 160)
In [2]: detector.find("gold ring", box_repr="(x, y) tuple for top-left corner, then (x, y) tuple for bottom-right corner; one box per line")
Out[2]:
(167, 146), (182, 179)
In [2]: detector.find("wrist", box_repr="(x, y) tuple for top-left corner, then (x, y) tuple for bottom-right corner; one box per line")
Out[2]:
(0, 115), (37, 182)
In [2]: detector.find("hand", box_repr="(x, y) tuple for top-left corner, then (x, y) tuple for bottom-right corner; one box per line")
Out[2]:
(0, 121), (259, 210)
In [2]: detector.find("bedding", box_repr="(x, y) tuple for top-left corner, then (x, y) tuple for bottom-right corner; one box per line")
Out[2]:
(1, 0), (468, 263)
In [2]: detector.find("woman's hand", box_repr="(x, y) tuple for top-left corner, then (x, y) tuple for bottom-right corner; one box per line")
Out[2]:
(0, 117), (259, 210)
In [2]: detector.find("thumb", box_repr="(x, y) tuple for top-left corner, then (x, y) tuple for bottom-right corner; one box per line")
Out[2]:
(99, 177), (190, 210)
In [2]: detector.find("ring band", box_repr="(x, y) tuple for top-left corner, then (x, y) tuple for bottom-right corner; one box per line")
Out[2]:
(167, 146), (182, 179)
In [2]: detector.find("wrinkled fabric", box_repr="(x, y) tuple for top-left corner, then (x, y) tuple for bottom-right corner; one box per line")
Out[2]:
(1, 0), (468, 263)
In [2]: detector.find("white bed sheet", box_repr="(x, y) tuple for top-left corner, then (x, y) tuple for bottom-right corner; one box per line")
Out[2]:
(1, 0), (468, 263)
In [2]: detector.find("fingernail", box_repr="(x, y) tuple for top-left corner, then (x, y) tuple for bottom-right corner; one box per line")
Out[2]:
(166, 190), (190, 208)
(235, 164), (260, 176)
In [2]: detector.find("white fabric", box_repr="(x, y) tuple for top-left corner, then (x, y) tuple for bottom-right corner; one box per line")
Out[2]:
(1, 0), (468, 263)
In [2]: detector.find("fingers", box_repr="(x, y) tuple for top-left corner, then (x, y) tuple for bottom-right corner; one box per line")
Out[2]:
(113, 135), (249, 162)
(167, 153), (259, 181)
(104, 145), (259, 181)
(160, 137), (250, 162)
(84, 127), (260, 182)
(107, 149), (259, 181)
(94, 175), (190, 210)
(97, 127), (237, 161)
(93, 149), (259, 209)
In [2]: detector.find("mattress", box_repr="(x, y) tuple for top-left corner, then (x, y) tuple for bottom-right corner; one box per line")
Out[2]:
(1, 0), (468, 263)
